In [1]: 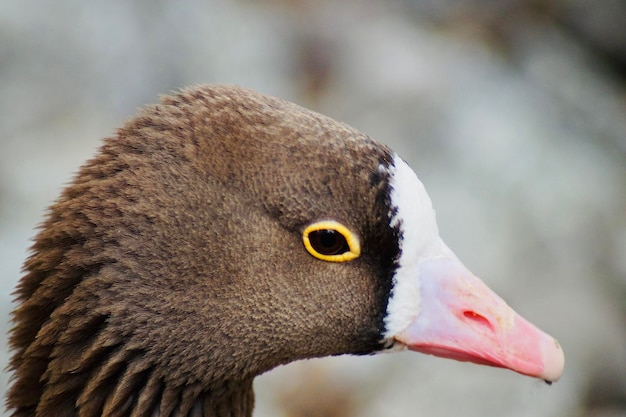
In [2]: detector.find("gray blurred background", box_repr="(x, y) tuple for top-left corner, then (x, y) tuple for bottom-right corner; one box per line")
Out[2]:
(1, 1), (625, 416)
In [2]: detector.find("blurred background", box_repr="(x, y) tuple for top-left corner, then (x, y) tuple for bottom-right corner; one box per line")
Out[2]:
(1, 0), (625, 416)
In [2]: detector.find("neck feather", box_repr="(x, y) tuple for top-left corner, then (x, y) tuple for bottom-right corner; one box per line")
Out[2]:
(8, 303), (255, 417)
(9, 344), (255, 417)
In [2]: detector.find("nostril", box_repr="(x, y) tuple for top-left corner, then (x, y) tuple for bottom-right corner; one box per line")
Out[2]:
(463, 310), (493, 330)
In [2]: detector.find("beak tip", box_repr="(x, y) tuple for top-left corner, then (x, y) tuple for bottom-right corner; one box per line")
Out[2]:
(540, 338), (565, 382)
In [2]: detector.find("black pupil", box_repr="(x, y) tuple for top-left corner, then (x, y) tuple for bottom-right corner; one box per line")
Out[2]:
(310, 229), (349, 255)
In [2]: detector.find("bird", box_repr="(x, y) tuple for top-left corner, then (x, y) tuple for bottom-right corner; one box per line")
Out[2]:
(6, 85), (564, 417)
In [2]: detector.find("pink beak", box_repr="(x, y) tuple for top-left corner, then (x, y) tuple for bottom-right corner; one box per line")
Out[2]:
(392, 252), (564, 382)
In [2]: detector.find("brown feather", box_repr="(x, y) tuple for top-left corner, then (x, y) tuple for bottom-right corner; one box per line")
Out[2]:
(7, 85), (400, 417)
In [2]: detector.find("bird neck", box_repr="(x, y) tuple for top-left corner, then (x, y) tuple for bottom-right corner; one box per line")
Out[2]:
(109, 376), (256, 417)
(112, 376), (256, 417)
(188, 381), (255, 417)
(8, 360), (255, 417)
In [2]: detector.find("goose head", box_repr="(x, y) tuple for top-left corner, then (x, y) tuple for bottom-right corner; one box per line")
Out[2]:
(7, 85), (564, 417)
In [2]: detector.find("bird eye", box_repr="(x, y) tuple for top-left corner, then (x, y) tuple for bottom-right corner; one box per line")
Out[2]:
(309, 230), (346, 255)
(302, 221), (360, 262)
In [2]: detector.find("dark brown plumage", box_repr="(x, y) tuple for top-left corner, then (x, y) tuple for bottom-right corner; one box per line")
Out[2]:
(7, 85), (400, 417)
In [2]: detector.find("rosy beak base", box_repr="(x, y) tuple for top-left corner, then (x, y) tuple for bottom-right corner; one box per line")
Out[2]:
(393, 257), (565, 383)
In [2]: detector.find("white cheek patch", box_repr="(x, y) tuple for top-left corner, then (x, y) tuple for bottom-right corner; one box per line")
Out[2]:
(382, 155), (441, 339)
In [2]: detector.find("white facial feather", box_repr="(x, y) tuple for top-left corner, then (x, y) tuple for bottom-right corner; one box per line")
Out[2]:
(383, 155), (441, 339)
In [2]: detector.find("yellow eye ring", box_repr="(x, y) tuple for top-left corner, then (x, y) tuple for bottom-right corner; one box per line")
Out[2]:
(302, 220), (361, 262)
